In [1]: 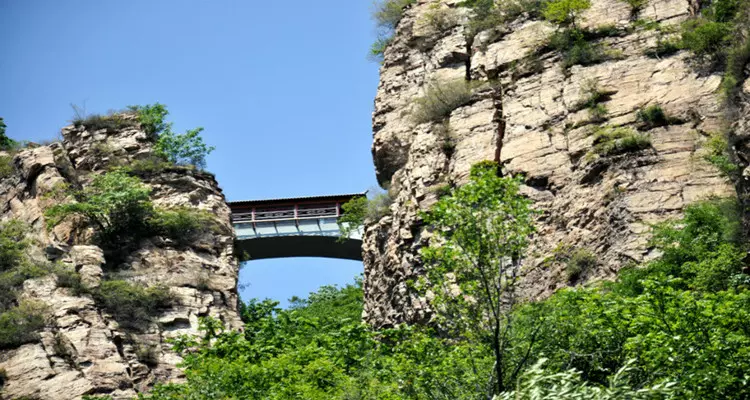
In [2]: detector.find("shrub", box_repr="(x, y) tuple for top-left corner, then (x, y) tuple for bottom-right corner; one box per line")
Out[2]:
(369, 36), (392, 62)
(45, 170), (154, 257)
(0, 220), (29, 273)
(135, 342), (161, 367)
(703, 131), (739, 176)
(412, 79), (475, 124)
(124, 156), (175, 176)
(680, 19), (731, 59)
(0, 301), (47, 349)
(546, 29), (612, 68)
(543, 0), (591, 27)
(338, 191), (393, 238)
(721, 37), (750, 102)
(150, 207), (220, 247)
(590, 126), (651, 157)
(619, 0), (648, 19)
(574, 79), (615, 111)
(71, 105), (137, 132)
(373, 0), (415, 30)
(154, 127), (215, 170)
(589, 104), (608, 122)
(636, 104), (680, 129)
(0, 117), (15, 150)
(128, 103), (169, 138)
(421, 3), (458, 33)
(370, 0), (416, 61)
(0, 155), (14, 179)
(496, 359), (676, 399)
(565, 248), (597, 282)
(93, 280), (172, 330)
(645, 36), (681, 58)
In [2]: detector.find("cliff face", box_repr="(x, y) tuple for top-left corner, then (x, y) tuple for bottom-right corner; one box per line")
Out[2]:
(0, 118), (241, 399)
(363, 0), (742, 327)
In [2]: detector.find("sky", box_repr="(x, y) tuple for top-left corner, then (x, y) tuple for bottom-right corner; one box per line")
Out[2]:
(0, 0), (380, 307)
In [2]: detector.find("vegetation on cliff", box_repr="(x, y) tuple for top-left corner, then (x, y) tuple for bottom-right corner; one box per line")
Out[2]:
(129, 161), (750, 399)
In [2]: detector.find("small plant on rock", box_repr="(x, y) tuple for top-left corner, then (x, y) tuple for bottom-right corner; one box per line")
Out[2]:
(370, 0), (416, 61)
(589, 126), (651, 158)
(703, 131), (739, 177)
(0, 155), (13, 179)
(412, 79), (476, 124)
(636, 104), (681, 129)
(543, 0), (591, 28)
(565, 248), (597, 282)
(93, 280), (173, 330)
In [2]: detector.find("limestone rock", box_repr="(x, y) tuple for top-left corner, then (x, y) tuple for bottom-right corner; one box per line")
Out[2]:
(364, 0), (737, 327)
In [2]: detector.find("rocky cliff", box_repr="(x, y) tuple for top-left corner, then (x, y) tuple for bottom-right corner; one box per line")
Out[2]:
(362, 0), (744, 327)
(0, 117), (241, 399)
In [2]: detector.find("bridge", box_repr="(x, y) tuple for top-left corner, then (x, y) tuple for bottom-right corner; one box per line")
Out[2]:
(229, 193), (365, 261)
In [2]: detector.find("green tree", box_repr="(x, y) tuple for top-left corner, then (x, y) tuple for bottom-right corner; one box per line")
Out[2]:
(0, 117), (15, 150)
(128, 103), (169, 138)
(154, 127), (215, 170)
(543, 0), (592, 27)
(420, 161), (537, 395)
(45, 171), (154, 255)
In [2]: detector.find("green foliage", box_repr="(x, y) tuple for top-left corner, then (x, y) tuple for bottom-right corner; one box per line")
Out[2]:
(412, 79), (475, 124)
(420, 162), (536, 394)
(93, 280), (172, 330)
(150, 207), (220, 247)
(644, 36), (681, 58)
(154, 127), (214, 170)
(128, 103), (169, 138)
(45, 171), (216, 263)
(618, 0), (648, 19)
(338, 192), (392, 239)
(369, 0), (416, 62)
(496, 359), (676, 399)
(636, 104), (681, 129)
(703, 131), (739, 176)
(420, 3), (458, 33)
(546, 28), (615, 68)
(543, 0), (591, 26)
(45, 170), (154, 257)
(71, 108), (137, 132)
(564, 248), (597, 282)
(369, 36), (392, 62)
(0, 117), (15, 150)
(589, 126), (651, 158)
(680, 19), (731, 59)
(0, 301), (47, 349)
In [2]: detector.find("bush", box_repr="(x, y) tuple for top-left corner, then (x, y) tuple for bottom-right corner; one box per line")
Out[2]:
(644, 36), (681, 58)
(680, 19), (731, 59)
(45, 170), (154, 258)
(154, 127), (215, 170)
(703, 131), (739, 176)
(636, 104), (680, 129)
(337, 191), (393, 238)
(0, 117), (15, 150)
(565, 248), (597, 282)
(150, 207), (220, 247)
(0, 155), (14, 179)
(71, 107), (137, 132)
(543, 0), (591, 27)
(370, 0), (416, 62)
(496, 359), (676, 399)
(412, 79), (475, 124)
(721, 37), (750, 102)
(0, 220), (29, 273)
(574, 79), (615, 111)
(421, 3), (458, 32)
(0, 301), (47, 349)
(618, 0), (648, 19)
(93, 280), (172, 330)
(128, 103), (169, 138)
(373, 0), (415, 30)
(589, 126), (651, 157)
(547, 29), (613, 68)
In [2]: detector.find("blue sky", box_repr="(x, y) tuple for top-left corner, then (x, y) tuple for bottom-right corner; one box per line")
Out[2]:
(0, 0), (379, 307)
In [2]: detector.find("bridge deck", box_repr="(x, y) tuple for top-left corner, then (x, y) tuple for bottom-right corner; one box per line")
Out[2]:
(228, 193), (365, 260)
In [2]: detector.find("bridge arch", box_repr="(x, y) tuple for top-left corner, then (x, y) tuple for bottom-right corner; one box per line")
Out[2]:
(229, 193), (365, 261)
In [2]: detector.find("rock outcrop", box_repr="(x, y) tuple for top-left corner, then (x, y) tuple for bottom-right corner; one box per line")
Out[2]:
(0, 116), (241, 399)
(363, 0), (740, 327)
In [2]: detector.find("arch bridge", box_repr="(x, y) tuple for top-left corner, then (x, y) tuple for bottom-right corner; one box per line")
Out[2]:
(229, 193), (365, 261)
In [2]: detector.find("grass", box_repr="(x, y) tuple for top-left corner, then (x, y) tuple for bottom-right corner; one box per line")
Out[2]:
(636, 104), (681, 129)
(72, 112), (137, 132)
(703, 131), (739, 177)
(566, 248), (597, 282)
(0, 301), (47, 349)
(589, 126), (651, 158)
(93, 280), (173, 330)
(412, 80), (476, 124)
